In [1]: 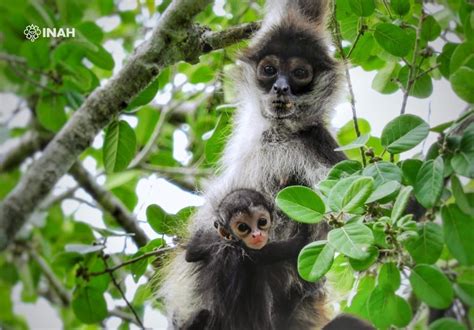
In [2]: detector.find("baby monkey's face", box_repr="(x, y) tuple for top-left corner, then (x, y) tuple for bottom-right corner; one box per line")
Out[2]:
(229, 205), (272, 250)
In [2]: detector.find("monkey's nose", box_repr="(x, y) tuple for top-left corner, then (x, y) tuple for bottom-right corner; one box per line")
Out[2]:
(272, 77), (290, 96)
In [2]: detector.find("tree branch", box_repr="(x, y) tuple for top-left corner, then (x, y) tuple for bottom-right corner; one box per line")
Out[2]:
(331, 3), (367, 166)
(0, 130), (53, 172)
(28, 248), (72, 306)
(88, 246), (176, 277)
(69, 162), (149, 248)
(0, 0), (258, 250)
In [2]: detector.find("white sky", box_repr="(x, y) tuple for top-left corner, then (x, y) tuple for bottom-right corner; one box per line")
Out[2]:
(0, 0), (467, 328)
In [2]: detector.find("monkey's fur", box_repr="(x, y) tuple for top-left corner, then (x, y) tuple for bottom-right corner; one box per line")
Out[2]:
(183, 189), (309, 330)
(159, 0), (345, 328)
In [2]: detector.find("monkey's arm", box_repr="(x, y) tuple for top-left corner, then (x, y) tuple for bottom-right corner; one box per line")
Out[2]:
(184, 230), (219, 262)
(250, 225), (309, 264)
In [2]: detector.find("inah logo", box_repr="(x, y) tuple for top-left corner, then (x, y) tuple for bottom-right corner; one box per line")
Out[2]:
(23, 24), (76, 42)
(24, 24), (41, 42)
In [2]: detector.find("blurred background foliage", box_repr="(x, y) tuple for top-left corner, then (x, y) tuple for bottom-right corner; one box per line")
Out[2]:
(0, 0), (472, 328)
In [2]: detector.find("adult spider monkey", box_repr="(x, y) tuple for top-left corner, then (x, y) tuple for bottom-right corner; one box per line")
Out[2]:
(159, 0), (349, 328)
(182, 189), (309, 330)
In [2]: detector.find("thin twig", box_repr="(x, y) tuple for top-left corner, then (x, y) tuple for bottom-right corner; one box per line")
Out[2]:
(411, 64), (441, 82)
(139, 163), (213, 176)
(103, 257), (145, 329)
(89, 246), (176, 277)
(9, 66), (59, 95)
(400, 10), (425, 115)
(347, 19), (364, 59)
(28, 249), (72, 306)
(331, 3), (367, 166)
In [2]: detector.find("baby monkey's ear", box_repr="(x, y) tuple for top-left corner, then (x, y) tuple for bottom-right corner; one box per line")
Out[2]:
(214, 221), (232, 240)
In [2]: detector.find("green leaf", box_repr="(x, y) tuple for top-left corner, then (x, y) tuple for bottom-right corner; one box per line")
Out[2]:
(85, 45), (114, 71)
(372, 62), (400, 94)
(442, 204), (474, 265)
(326, 254), (355, 295)
(451, 67), (474, 103)
(409, 264), (454, 309)
(52, 252), (84, 269)
(297, 241), (335, 282)
(64, 244), (104, 255)
(414, 157), (444, 208)
(349, 0), (375, 17)
(399, 65), (434, 98)
(374, 23), (411, 57)
(451, 123), (474, 178)
(328, 223), (374, 260)
(455, 267), (474, 307)
(205, 115), (230, 164)
(401, 159), (423, 186)
(391, 185), (413, 221)
(366, 180), (400, 203)
(126, 77), (160, 111)
(189, 66), (215, 84)
(36, 95), (67, 133)
(349, 245), (379, 271)
(405, 223), (444, 264)
(341, 177), (374, 213)
(337, 119), (371, 146)
(429, 318), (466, 330)
(77, 21), (104, 44)
(450, 43), (474, 76)
(72, 287), (107, 324)
(391, 0), (410, 16)
(381, 114), (430, 154)
(335, 134), (370, 151)
(363, 161), (402, 186)
(327, 160), (362, 180)
(368, 287), (412, 328)
(130, 250), (148, 283)
(378, 262), (401, 292)
(437, 43), (458, 79)
(103, 120), (137, 173)
(146, 204), (179, 235)
(276, 186), (325, 224)
(345, 275), (375, 319)
(451, 175), (474, 216)
(421, 15), (442, 41)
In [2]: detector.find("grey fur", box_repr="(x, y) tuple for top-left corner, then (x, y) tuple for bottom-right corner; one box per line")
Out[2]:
(158, 0), (345, 328)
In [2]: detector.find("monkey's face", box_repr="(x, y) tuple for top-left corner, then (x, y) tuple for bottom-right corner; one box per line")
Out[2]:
(229, 206), (272, 250)
(256, 55), (313, 119)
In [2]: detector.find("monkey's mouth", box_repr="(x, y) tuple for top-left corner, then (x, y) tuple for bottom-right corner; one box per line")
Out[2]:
(269, 98), (295, 118)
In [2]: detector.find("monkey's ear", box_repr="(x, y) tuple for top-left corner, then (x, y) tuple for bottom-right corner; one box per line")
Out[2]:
(216, 225), (232, 240)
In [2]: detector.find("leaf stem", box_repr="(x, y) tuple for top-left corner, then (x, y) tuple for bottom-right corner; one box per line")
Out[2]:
(400, 10), (425, 115)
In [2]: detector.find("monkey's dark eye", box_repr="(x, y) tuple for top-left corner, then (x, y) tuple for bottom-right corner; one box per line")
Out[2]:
(237, 223), (250, 233)
(258, 218), (268, 227)
(292, 68), (308, 79)
(263, 65), (277, 76)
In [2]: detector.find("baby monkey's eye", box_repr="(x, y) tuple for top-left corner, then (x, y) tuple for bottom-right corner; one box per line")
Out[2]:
(263, 65), (277, 76)
(257, 218), (268, 227)
(237, 223), (250, 233)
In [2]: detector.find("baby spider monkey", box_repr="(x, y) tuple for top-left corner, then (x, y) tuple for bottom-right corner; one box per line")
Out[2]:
(183, 189), (309, 330)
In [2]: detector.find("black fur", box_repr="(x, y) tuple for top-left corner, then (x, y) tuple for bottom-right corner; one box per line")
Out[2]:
(184, 222), (308, 330)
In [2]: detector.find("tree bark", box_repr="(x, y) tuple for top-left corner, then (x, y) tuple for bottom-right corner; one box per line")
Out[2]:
(0, 0), (258, 250)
